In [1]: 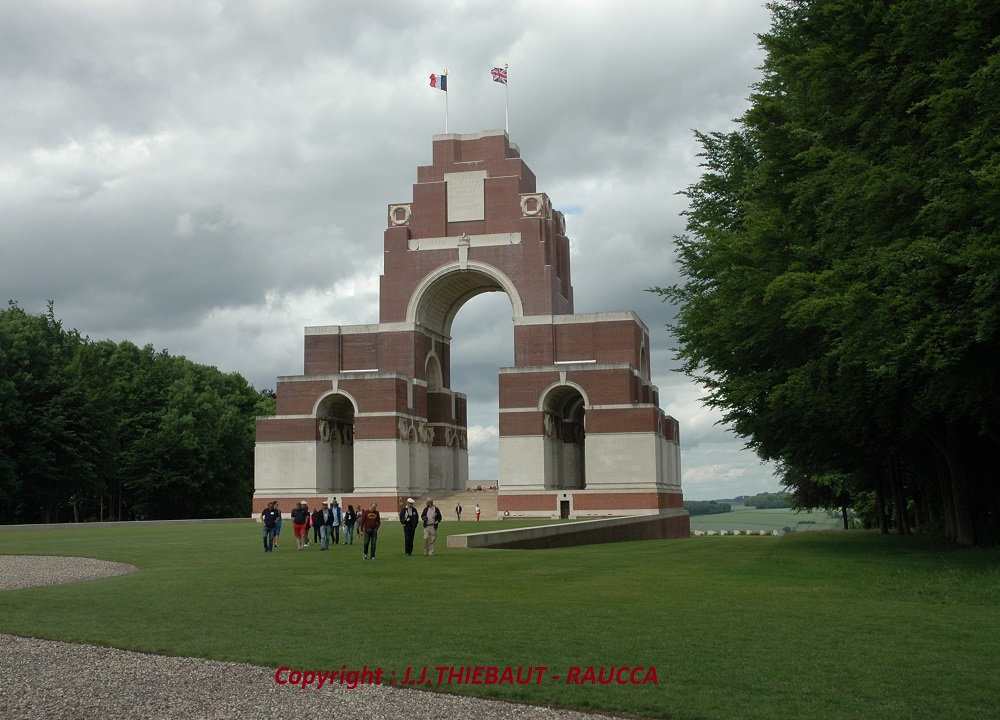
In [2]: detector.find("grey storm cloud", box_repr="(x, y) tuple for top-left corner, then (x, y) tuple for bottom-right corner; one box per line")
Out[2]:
(1, 0), (779, 498)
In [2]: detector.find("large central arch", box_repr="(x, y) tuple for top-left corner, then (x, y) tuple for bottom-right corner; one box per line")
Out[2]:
(406, 262), (523, 337)
(254, 130), (686, 529)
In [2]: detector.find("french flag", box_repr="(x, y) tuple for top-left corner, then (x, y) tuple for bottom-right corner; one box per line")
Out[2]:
(429, 73), (447, 91)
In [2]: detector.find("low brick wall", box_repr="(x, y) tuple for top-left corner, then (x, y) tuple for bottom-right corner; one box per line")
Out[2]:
(446, 508), (690, 550)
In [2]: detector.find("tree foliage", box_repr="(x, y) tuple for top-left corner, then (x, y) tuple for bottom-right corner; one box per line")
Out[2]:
(655, 0), (1000, 545)
(684, 500), (733, 516)
(744, 492), (791, 510)
(0, 302), (271, 523)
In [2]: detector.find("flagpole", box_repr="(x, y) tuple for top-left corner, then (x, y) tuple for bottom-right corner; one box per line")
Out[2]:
(504, 63), (509, 133)
(445, 68), (449, 133)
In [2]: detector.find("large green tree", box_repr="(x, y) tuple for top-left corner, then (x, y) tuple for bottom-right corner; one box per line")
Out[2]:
(0, 303), (270, 523)
(0, 303), (111, 523)
(656, 0), (1000, 545)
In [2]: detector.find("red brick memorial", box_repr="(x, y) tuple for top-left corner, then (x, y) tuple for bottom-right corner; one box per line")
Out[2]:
(254, 130), (688, 533)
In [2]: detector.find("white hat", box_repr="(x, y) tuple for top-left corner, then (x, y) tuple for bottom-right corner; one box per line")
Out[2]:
(300, 500), (308, 505)
(406, 498), (415, 504)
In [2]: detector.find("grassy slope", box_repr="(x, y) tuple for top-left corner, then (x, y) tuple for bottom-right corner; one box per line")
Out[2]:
(1, 522), (997, 719)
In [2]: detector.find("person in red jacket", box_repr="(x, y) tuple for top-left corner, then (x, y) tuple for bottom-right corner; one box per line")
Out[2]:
(360, 503), (381, 560)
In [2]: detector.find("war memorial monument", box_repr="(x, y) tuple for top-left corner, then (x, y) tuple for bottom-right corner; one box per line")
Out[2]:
(253, 130), (689, 538)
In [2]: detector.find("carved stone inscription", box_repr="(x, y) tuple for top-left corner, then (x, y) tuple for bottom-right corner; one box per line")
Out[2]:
(445, 171), (488, 222)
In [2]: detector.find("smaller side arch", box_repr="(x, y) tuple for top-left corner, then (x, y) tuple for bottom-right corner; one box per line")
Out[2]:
(537, 381), (590, 411)
(425, 352), (443, 391)
(539, 382), (587, 490)
(313, 389), (360, 417)
(313, 390), (357, 495)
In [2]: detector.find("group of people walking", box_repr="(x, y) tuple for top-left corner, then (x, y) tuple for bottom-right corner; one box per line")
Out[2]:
(258, 498), (443, 559)
(258, 500), (358, 553)
(398, 497), (442, 557)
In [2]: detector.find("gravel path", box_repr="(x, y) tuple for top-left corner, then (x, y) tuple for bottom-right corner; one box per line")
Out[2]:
(0, 556), (631, 720)
(0, 555), (139, 590)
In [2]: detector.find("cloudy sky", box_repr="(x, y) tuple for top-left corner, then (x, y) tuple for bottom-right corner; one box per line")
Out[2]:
(3, 0), (782, 500)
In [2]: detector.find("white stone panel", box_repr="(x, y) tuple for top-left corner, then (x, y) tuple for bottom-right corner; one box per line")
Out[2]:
(353, 440), (408, 494)
(315, 440), (335, 494)
(254, 442), (321, 496)
(660, 435), (682, 490)
(498, 436), (547, 490)
(407, 232), (521, 251)
(407, 440), (429, 495)
(429, 446), (457, 491)
(585, 433), (674, 490)
(457, 447), (469, 490)
(445, 170), (488, 222)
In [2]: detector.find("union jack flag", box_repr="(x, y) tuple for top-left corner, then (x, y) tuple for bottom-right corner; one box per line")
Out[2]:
(491, 66), (507, 85)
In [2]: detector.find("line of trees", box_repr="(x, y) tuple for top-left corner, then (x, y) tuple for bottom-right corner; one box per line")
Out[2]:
(0, 302), (275, 524)
(656, 0), (1000, 545)
(684, 500), (733, 516)
(743, 492), (790, 510)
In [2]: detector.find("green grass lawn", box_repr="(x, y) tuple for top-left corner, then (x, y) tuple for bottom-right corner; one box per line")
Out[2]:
(690, 507), (845, 532)
(1, 521), (998, 719)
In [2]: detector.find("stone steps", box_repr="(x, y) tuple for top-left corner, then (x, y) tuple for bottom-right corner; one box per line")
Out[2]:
(429, 486), (498, 522)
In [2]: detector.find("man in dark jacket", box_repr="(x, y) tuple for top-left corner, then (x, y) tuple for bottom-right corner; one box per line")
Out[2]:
(291, 501), (310, 551)
(398, 498), (419, 556)
(260, 501), (279, 552)
(421, 498), (443, 556)
(360, 503), (381, 560)
(315, 503), (331, 550)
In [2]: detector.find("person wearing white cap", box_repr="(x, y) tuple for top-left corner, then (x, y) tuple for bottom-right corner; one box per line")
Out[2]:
(398, 498), (419, 556)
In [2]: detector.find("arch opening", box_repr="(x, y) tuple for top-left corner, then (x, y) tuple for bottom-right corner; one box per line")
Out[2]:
(316, 392), (355, 494)
(407, 263), (522, 338)
(447, 291), (514, 485)
(425, 353), (443, 391)
(542, 385), (586, 490)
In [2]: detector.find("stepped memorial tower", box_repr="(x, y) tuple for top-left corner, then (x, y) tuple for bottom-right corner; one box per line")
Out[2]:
(253, 129), (688, 535)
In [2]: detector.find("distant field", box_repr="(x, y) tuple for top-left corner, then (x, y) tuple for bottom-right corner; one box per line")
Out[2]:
(689, 507), (844, 532)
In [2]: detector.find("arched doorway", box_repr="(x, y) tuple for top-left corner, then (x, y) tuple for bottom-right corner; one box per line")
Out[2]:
(405, 263), (520, 493)
(406, 261), (523, 337)
(316, 392), (355, 494)
(542, 384), (586, 490)
(450, 291), (514, 483)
